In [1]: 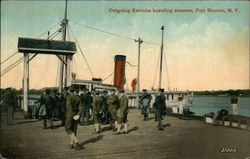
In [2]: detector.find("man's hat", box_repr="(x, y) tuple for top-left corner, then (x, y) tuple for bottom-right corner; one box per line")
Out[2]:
(95, 91), (100, 95)
(69, 86), (75, 91)
(80, 86), (87, 91)
(159, 88), (164, 92)
(45, 88), (51, 93)
(119, 90), (125, 93)
(103, 90), (108, 94)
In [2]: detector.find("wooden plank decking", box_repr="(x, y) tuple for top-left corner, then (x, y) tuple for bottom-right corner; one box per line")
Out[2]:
(0, 109), (249, 159)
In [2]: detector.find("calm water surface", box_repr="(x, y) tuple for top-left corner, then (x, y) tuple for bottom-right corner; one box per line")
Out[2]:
(190, 97), (250, 117)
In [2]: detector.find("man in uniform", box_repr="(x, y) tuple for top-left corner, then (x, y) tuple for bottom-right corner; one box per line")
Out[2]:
(116, 90), (129, 135)
(80, 88), (92, 126)
(65, 87), (83, 150)
(107, 89), (120, 130)
(92, 90), (104, 133)
(154, 88), (166, 130)
(140, 89), (152, 121)
(40, 89), (54, 129)
(50, 90), (59, 120)
(4, 87), (17, 125)
(59, 87), (69, 126)
(101, 90), (109, 125)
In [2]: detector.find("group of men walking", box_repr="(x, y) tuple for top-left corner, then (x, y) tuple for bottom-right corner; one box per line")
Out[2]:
(2, 86), (167, 150)
(140, 88), (167, 130)
(88, 89), (129, 135)
(38, 88), (67, 129)
(40, 87), (128, 150)
(65, 87), (129, 150)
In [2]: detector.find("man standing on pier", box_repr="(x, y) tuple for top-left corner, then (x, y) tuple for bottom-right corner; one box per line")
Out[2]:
(3, 87), (17, 125)
(92, 90), (104, 133)
(140, 89), (152, 121)
(116, 90), (129, 135)
(40, 89), (54, 129)
(65, 87), (83, 150)
(101, 90), (109, 125)
(59, 87), (69, 126)
(107, 90), (120, 130)
(154, 88), (166, 130)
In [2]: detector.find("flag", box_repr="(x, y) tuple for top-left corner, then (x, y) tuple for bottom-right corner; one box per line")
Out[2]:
(131, 78), (137, 92)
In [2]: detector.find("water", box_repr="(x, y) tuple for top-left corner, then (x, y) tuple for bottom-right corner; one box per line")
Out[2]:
(190, 97), (250, 117)
(26, 95), (250, 117)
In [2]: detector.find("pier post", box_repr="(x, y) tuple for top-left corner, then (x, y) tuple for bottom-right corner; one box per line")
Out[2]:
(66, 55), (72, 86)
(231, 97), (238, 115)
(58, 56), (64, 93)
(23, 53), (29, 117)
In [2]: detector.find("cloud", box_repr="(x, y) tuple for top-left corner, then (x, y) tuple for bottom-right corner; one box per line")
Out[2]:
(1, 13), (249, 90)
(165, 17), (249, 90)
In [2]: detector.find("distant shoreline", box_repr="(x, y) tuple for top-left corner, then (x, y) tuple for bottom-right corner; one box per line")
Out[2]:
(194, 95), (250, 98)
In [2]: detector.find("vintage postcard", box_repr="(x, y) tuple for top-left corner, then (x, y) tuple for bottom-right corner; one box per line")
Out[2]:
(1, 0), (249, 159)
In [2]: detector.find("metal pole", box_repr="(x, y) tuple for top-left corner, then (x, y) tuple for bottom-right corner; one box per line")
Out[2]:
(58, 59), (64, 93)
(59, 0), (68, 93)
(135, 37), (143, 107)
(159, 26), (164, 89)
(66, 55), (72, 86)
(23, 53), (29, 117)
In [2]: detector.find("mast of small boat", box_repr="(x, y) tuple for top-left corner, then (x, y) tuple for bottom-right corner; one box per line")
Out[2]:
(158, 26), (164, 90)
(59, 0), (68, 93)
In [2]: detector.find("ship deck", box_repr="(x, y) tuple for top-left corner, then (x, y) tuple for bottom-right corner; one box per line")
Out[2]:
(0, 108), (249, 159)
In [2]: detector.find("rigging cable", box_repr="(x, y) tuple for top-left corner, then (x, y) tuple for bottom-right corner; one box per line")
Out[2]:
(102, 73), (114, 82)
(1, 57), (24, 77)
(50, 29), (62, 40)
(110, 75), (114, 85)
(37, 21), (61, 38)
(163, 47), (170, 90)
(1, 21), (61, 76)
(72, 21), (134, 40)
(72, 21), (160, 45)
(126, 62), (137, 67)
(48, 27), (62, 39)
(73, 57), (78, 77)
(1, 51), (18, 65)
(1, 56), (23, 73)
(151, 48), (161, 88)
(68, 23), (95, 77)
(67, 25), (70, 41)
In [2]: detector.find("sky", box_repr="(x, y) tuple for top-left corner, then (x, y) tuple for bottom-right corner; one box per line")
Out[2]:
(1, 1), (249, 91)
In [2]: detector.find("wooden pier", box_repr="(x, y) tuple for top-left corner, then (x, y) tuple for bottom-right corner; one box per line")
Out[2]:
(1, 109), (249, 159)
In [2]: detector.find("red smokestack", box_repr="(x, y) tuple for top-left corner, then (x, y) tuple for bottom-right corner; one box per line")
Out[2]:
(114, 55), (126, 91)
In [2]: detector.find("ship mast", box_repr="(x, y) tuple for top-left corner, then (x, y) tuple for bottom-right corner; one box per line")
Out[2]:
(59, 0), (68, 93)
(158, 26), (164, 89)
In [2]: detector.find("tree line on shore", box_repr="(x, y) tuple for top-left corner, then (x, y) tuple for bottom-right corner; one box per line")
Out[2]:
(193, 89), (250, 97)
(1, 88), (250, 97)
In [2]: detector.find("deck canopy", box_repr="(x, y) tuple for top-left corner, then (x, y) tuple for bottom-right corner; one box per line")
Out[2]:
(18, 37), (76, 55)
